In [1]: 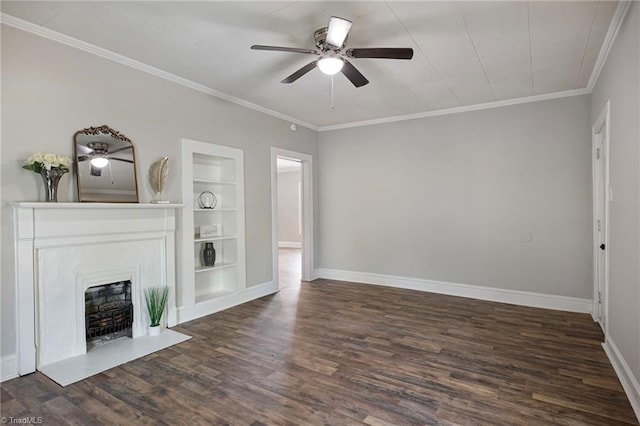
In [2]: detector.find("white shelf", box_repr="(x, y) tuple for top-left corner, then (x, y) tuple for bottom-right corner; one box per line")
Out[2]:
(194, 236), (237, 243)
(194, 262), (237, 273)
(181, 138), (246, 324)
(193, 179), (236, 185)
(195, 290), (235, 304)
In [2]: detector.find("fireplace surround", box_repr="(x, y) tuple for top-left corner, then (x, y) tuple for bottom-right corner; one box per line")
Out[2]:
(12, 202), (183, 375)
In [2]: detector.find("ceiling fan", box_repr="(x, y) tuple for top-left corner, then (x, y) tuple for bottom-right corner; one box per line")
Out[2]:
(77, 142), (133, 176)
(251, 16), (413, 88)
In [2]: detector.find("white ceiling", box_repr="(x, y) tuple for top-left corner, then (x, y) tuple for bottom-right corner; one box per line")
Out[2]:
(1, 1), (619, 128)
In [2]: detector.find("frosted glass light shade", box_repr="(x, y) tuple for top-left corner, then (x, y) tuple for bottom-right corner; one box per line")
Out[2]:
(326, 17), (352, 48)
(90, 157), (109, 168)
(318, 57), (344, 75)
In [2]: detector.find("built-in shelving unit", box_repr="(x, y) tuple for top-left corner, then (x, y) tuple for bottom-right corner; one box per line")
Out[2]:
(179, 139), (246, 322)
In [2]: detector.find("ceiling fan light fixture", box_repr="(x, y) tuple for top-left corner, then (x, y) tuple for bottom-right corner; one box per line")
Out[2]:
(90, 157), (109, 168)
(326, 16), (352, 48)
(318, 57), (344, 75)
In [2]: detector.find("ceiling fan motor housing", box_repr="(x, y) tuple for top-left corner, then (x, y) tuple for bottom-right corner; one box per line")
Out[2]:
(314, 27), (345, 51)
(86, 142), (109, 155)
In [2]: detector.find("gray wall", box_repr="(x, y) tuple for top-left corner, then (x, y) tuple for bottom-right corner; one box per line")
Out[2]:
(0, 25), (319, 359)
(278, 169), (302, 244)
(318, 95), (593, 298)
(591, 2), (640, 384)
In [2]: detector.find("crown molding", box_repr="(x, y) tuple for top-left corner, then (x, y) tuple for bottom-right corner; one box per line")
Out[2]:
(587, 1), (633, 93)
(1, 3), (628, 133)
(0, 13), (320, 132)
(318, 88), (590, 132)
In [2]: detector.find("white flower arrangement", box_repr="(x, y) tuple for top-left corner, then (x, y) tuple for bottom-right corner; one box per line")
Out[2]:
(23, 152), (72, 173)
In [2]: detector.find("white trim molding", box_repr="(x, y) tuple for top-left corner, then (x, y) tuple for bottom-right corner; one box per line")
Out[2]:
(603, 338), (640, 422)
(316, 268), (592, 313)
(310, 269), (321, 281)
(318, 89), (589, 132)
(587, 1), (633, 92)
(177, 280), (278, 324)
(1, 355), (19, 382)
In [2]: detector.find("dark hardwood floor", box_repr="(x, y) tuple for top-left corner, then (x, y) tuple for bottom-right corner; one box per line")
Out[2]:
(2, 249), (637, 425)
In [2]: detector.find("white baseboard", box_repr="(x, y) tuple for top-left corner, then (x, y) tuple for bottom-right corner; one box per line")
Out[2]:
(278, 241), (301, 248)
(176, 280), (278, 324)
(316, 268), (592, 313)
(603, 338), (640, 422)
(1, 355), (19, 382)
(309, 269), (321, 281)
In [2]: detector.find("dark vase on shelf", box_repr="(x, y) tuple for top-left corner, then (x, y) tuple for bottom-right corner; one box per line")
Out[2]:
(203, 242), (216, 267)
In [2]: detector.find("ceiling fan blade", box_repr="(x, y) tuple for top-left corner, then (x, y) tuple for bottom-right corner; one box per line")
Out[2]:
(251, 45), (318, 55)
(109, 157), (134, 164)
(281, 60), (318, 84)
(341, 60), (369, 88)
(109, 145), (132, 155)
(326, 16), (352, 48)
(77, 145), (93, 154)
(77, 155), (89, 162)
(346, 48), (414, 60)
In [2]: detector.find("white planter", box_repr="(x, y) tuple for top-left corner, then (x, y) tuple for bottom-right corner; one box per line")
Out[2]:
(148, 325), (161, 336)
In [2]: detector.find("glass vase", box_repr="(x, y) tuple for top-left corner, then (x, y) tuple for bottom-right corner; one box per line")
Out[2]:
(40, 168), (67, 202)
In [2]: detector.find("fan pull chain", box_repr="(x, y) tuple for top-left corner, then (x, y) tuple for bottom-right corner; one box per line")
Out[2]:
(330, 74), (335, 109)
(108, 162), (114, 185)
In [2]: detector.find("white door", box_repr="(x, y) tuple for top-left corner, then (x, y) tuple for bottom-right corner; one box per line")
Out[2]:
(592, 103), (610, 334)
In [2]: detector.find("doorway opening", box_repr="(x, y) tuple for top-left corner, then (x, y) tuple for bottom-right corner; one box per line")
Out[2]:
(277, 157), (302, 287)
(271, 147), (314, 290)
(592, 101), (610, 336)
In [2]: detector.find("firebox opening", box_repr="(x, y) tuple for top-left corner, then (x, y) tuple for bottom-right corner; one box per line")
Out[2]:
(85, 280), (133, 351)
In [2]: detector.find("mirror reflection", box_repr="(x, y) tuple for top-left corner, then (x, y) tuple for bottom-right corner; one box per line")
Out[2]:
(74, 125), (139, 202)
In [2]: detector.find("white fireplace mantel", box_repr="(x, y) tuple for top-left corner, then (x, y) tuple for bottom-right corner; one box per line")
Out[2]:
(12, 202), (183, 375)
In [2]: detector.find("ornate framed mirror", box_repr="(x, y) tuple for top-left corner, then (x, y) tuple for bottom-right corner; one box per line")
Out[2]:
(73, 125), (139, 202)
